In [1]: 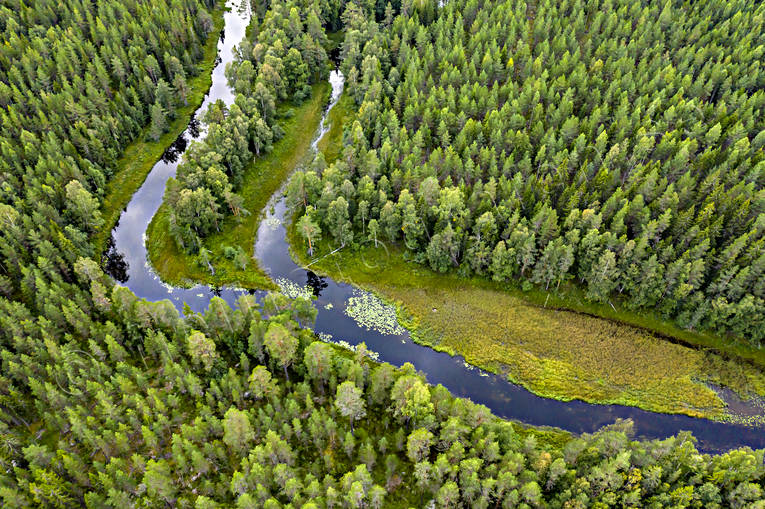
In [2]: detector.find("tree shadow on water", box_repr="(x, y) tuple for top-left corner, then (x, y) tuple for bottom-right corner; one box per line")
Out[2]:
(101, 234), (129, 283)
(306, 270), (328, 297)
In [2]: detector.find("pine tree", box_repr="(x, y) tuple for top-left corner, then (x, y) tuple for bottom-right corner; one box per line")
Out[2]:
(148, 102), (168, 141)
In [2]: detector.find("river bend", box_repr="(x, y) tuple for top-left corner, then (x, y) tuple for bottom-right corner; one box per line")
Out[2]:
(105, 1), (765, 454)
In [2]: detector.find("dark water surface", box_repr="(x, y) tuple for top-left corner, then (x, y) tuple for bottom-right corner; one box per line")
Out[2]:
(106, 0), (764, 453)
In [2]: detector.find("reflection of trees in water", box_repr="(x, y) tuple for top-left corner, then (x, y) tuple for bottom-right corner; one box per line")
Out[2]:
(101, 234), (128, 283)
(161, 133), (187, 163)
(329, 46), (341, 66)
(161, 118), (200, 163)
(306, 270), (328, 297)
(187, 117), (200, 138)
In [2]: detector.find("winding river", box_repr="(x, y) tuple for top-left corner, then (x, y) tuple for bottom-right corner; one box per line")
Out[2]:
(105, 0), (765, 454)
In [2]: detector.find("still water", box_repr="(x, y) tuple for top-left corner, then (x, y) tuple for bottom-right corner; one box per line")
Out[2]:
(105, 0), (764, 453)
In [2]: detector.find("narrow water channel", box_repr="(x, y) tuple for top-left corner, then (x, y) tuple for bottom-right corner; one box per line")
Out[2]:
(104, 1), (765, 454)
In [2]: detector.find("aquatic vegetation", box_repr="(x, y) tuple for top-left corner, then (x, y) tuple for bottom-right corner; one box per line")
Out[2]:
(264, 216), (281, 229)
(344, 289), (406, 336)
(316, 332), (380, 361)
(5, 0), (765, 505)
(289, 235), (765, 420)
(275, 277), (314, 300)
(719, 413), (765, 427)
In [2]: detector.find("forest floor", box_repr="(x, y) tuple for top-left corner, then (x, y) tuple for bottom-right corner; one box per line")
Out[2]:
(146, 81), (330, 289)
(93, 5), (226, 256)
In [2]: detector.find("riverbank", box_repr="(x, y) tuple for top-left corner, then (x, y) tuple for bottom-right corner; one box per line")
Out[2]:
(93, 5), (226, 256)
(279, 88), (765, 422)
(287, 227), (765, 421)
(146, 81), (330, 290)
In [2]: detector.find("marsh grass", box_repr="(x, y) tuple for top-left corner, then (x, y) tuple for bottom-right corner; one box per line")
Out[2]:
(522, 281), (765, 368)
(146, 82), (330, 289)
(93, 6), (226, 256)
(281, 94), (765, 418)
(287, 233), (765, 420)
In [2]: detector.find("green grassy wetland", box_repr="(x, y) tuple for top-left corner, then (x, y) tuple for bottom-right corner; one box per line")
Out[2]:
(288, 225), (765, 421)
(4, 0), (765, 505)
(146, 82), (330, 290)
(284, 83), (765, 421)
(315, 92), (354, 165)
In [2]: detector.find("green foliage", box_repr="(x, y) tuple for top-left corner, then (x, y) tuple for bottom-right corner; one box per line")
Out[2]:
(5, 286), (764, 506)
(165, 0), (333, 254)
(297, 207), (323, 256)
(223, 407), (255, 453)
(264, 321), (299, 378)
(0, 0), (764, 507)
(335, 380), (366, 433)
(288, 233), (765, 418)
(293, 0), (765, 346)
(146, 79), (329, 290)
(187, 330), (218, 371)
(93, 3), (226, 256)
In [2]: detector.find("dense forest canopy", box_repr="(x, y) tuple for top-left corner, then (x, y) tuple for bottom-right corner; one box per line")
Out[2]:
(291, 0), (765, 344)
(9, 289), (765, 508)
(0, 0), (217, 296)
(0, 0), (763, 506)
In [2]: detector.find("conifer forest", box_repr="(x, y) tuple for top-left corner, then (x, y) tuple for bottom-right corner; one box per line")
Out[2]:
(0, 0), (764, 507)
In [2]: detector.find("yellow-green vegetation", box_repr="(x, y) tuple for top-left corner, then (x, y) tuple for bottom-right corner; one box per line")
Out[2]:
(316, 91), (354, 164)
(290, 90), (765, 421)
(534, 283), (765, 369)
(292, 91), (765, 418)
(288, 233), (765, 420)
(93, 6), (225, 255)
(146, 82), (330, 289)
